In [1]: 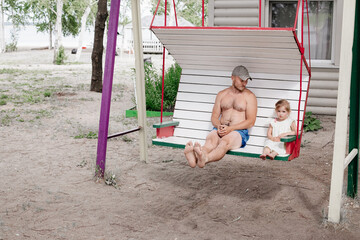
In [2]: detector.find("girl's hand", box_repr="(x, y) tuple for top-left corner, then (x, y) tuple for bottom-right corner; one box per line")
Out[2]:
(278, 133), (287, 138)
(272, 136), (281, 142)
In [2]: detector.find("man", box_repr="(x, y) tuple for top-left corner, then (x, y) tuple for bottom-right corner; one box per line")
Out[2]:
(184, 65), (257, 168)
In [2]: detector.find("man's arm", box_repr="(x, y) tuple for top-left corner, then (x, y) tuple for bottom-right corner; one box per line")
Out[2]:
(210, 91), (223, 129)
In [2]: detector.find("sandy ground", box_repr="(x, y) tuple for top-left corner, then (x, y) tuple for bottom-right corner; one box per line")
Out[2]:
(0, 49), (359, 240)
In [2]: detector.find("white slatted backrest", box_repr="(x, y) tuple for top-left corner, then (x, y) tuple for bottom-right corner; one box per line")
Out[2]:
(151, 28), (309, 76)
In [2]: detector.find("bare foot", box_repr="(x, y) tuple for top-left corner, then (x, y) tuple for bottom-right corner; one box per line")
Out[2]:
(269, 152), (277, 160)
(194, 142), (207, 168)
(259, 154), (266, 160)
(184, 141), (197, 168)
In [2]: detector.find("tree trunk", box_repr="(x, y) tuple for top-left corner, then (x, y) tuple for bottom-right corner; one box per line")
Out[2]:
(76, 3), (91, 61)
(49, 21), (53, 49)
(54, 0), (63, 63)
(91, 0), (108, 92)
(0, 0), (5, 53)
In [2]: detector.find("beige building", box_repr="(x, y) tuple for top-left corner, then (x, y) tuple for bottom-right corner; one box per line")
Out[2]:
(208, 0), (342, 115)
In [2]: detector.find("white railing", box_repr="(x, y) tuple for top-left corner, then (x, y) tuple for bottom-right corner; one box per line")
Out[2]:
(127, 40), (163, 53)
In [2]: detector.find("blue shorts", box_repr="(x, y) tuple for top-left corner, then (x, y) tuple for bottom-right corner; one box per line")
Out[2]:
(213, 127), (249, 148)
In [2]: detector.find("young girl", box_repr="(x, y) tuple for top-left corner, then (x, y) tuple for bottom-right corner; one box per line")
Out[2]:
(260, 99), (296, 160)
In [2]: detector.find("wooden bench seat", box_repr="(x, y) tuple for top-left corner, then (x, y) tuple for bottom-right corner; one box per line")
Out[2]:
(153, 69), (309, 161)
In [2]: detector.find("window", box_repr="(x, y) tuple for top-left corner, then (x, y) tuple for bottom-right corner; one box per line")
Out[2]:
(269, 1), (334, 61)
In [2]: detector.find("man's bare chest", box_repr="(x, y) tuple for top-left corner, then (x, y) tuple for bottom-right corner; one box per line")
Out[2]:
(220, 93), (246, 112)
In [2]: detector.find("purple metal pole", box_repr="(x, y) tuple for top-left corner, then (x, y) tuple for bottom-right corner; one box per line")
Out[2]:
(96, 0), (121, 177)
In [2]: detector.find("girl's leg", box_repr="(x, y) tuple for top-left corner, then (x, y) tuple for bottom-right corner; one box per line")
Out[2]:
(260, 147), (271, 160)
(269, 150), (278, 160)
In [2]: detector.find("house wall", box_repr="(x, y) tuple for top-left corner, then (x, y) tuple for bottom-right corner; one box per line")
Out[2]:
(208, 0), (344, 115)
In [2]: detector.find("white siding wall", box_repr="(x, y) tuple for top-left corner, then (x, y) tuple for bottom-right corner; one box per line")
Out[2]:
(209, 0), (259, 27)
(208, 0), (341, 115)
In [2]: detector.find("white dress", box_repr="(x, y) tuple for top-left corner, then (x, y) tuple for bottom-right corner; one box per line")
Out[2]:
(264, 118), (295, 155)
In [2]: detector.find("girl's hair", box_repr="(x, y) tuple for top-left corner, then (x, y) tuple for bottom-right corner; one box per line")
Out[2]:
(275, 99), (291, 113)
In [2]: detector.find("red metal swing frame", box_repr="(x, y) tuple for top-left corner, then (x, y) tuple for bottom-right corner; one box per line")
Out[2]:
(150, 0), (312, 160)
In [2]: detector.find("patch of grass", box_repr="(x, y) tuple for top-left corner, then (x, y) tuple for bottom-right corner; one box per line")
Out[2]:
(74, 131), (98, 139)
(112, 93), (124, 102)
(76, 84), (88, 90)
(43, 91), (52, 98)
(105, 173), (118, 188)
(8, 88), (57, 105)
(22, 94), (41, 104)
(80, 97), (94, 101)
(122, 135), (132, 142)
(1, 114), (12, 126)
(34, 109), (52, 119)
(0, 68), (25, 75)
(29, 77), (45, 82)
(0, 100), (6, 105)
(1, 94), (8, 99)
(49, 76), (63, 82)
(77, 160), (88, 168)
(14, 82), (32, 89)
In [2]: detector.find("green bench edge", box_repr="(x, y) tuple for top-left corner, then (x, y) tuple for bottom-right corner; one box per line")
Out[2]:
(126, 109), (173, 118)
(280, 135), (297, 143)
(153, 121), (180, 128)
(152, 140), (290, 161)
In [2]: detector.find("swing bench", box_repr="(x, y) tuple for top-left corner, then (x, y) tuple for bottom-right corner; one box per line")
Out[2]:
(150, 0), (311, 161)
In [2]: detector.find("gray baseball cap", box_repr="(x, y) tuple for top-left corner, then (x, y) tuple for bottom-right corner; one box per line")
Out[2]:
(231, 65), (252, 81)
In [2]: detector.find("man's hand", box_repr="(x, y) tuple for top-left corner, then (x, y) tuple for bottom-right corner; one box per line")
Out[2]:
(218, 125), (232, 137)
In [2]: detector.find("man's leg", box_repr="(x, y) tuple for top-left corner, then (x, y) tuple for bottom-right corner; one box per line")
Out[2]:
(193, 130), (220, 164)
(195, 131), (242, 168)
(184, 141), (197, 168)
(201, 130), (221, 153)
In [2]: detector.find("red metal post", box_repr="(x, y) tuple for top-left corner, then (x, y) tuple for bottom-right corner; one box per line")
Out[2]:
(306, 0), (311, 69)
(160, 0), (167, 123)
(164, 0), (167, 26)
(150, 0), (162, 28)
(259, 0), (262, 27)
(294, 0), (302, 29)
(172, 0), (178, 26)
(202, 0), (205, 26)
(301, 0), (304, 45)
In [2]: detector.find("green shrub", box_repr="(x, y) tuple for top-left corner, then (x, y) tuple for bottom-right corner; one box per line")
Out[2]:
(55, 46), (67, 65)
(303, 112), (322, 132)
(142, 62), (181, 112)
(5, 43), (17, 52)
(5, 29), (18, 52)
